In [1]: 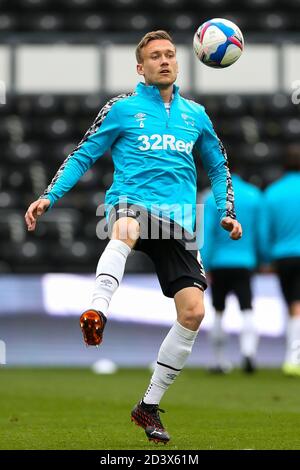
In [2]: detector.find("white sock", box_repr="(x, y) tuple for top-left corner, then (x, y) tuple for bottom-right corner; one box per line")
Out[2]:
(91, 239), (131, 315)
(209, 312), (227, 367)
(240, 309), (258, 358)
(285, 317), (300, 365)
(143, 321), (199, 405)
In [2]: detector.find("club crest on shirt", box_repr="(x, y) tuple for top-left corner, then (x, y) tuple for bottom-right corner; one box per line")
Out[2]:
(181, 113), (195, 127)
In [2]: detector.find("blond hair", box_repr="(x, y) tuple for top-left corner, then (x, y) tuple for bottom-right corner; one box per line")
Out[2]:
(135, 30), (175, 63)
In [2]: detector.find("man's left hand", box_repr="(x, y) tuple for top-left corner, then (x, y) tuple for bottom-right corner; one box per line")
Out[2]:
(221, 216), (242, 240)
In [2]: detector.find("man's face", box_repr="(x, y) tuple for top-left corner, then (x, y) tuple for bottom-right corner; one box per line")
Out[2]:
(137, 39), (178, 88)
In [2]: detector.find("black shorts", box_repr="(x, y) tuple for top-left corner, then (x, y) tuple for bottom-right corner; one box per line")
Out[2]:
(275, 257), (300, 304)
(108, 203), (207, 298)
(210, 268), (253, 311)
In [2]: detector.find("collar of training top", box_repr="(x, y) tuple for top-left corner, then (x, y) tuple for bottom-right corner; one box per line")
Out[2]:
(135, 82), (180, 100)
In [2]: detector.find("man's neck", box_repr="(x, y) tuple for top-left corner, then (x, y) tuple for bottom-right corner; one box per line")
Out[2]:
(158, 85), (174, 103)
(145, 81), (174, 103)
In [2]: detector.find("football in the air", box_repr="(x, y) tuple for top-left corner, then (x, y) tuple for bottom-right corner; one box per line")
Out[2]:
(193, 18), (244, 68)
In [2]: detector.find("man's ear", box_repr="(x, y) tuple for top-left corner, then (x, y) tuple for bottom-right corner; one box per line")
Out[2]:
(137, 63), (144, 76)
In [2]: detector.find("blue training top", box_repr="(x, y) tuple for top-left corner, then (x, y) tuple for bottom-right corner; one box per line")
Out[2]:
(41, 82), (235, 234)
(261, 172), (300, 261)
(201, 174), (264, 270)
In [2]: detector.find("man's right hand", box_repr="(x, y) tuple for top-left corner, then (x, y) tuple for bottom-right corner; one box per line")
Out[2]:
(25, 198), (50, 231)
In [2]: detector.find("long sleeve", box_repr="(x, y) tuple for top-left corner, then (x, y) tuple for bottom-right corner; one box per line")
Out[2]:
(195, 109), (236, 221)
(40, 97), (122, 208)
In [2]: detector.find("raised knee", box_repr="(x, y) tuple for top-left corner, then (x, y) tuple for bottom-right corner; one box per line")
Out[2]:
(179, 302), (205, 329)
(112, 218), (140, 247)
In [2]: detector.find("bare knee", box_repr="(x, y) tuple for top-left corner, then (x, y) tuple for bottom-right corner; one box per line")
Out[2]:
(178, 300), (205, 331)
(112, 217), (140, 248)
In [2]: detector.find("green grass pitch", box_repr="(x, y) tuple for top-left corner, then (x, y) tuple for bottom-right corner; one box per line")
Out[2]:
(0, 368), (299, 450)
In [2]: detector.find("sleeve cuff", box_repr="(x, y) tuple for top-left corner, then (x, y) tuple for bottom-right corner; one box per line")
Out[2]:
(40, 193), (56, 210)
(219, 208), (236, 221)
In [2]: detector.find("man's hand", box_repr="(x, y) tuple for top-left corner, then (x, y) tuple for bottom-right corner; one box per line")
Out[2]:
(221, 216), (242, 240)
(25, 198), (50, 231)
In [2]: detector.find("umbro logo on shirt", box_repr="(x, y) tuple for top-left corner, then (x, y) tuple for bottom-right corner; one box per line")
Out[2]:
(134, 113), (147, 128)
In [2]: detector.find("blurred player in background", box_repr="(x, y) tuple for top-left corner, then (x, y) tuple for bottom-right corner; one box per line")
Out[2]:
(262, 145), (300, 377)
(201, 162), (263, 373)
(25, 30), (242, 443)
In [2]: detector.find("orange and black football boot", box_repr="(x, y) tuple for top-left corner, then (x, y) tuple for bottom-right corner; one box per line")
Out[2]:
(131, 401), (170, 444)
(79, 309), (107, 346)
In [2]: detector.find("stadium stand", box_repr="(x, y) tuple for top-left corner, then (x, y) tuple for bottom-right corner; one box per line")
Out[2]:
(0, 0), (299, 33)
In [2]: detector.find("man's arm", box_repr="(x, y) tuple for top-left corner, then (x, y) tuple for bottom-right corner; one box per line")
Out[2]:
(195, 108), (242, 240)
(25, 96), (122, 231)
